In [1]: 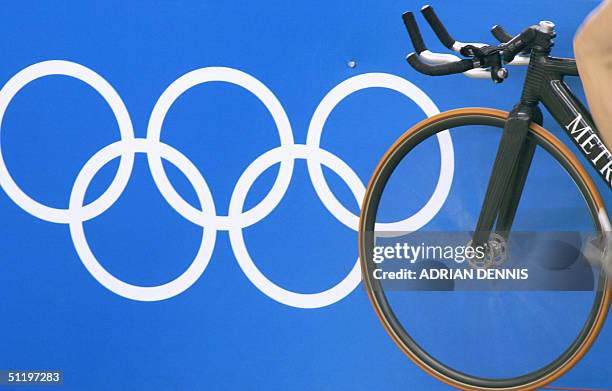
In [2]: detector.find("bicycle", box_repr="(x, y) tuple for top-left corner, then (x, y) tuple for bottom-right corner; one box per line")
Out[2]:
(358, 5), (611, 391)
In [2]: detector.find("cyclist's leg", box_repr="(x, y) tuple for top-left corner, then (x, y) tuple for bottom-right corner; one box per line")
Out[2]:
(574, 0), (612, 151)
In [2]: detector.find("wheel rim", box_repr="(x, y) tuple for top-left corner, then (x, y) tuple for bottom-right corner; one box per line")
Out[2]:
(358, 108), (611, 390)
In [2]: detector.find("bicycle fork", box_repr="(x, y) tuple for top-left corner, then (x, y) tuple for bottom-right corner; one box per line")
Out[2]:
(472, 103), (543, 248)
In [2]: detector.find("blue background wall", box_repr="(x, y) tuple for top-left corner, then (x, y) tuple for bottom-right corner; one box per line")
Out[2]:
(0, 0), (609, 389)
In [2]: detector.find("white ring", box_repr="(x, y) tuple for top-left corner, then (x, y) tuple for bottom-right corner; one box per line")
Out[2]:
(229, 144), (362, 309)
(147, 67), (294, 231)
(69, 138), (217, 301)
(0, 62), (451, 306)
(0, 60), (135, 223)
(306, 72), (454, 231)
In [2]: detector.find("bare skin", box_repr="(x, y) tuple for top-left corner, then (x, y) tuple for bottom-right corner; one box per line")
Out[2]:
(574, 0), (612, 151)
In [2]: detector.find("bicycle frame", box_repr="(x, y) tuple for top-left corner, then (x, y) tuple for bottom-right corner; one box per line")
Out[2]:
(543, 58), (612, 190)
(474, 51), (612, 243)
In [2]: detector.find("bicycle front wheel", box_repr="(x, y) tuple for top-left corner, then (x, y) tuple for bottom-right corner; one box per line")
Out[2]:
(359, 108), (611, 390)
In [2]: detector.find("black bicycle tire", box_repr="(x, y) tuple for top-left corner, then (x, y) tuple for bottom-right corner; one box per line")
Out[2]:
(358, 108), (611, 391)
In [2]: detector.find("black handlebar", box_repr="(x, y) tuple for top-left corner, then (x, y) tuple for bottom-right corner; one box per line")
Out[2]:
(491, 25), (513, 43)
(420, 5), (456, 50)
(401, 4), (542, 79)
(406, 53), (475, 76)
(402, 12), (427, 54)
(402, 5), (474, 76)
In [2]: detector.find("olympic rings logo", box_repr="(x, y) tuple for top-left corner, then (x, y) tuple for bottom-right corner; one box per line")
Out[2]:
(0, 60), (454, 308)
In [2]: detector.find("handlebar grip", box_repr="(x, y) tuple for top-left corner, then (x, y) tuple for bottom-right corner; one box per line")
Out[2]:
(491, 25), (513, 43)
(402, 12), (427, 54)
(406, 53), (474, 76)
(420, 5), (455, 50)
